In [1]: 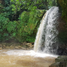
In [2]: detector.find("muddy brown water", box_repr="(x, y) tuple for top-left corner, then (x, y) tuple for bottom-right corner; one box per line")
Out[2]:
(0, 49), (55, 67)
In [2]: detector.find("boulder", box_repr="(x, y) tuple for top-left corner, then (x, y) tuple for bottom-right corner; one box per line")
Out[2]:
(49, 56), (67, 67)
(26, 43), (34, 49)
(49, 62), (60, 67)
(57, 17), (67, 55)
(0, 47), (2, 50)
(57, 1), (67, 55)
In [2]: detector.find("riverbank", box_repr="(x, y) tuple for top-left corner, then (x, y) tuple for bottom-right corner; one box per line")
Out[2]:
(0, 42), (34, 50)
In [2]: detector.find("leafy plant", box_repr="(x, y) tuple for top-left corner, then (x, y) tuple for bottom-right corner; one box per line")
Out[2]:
(0, 14), (9, 42)
(0, 14), (17, 42)
(17, 9), (45, 43)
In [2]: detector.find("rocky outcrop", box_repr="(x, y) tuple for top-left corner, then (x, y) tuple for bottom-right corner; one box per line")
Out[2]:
(58, 17), (67, 43)
(0, 42), (34, 50)
(57, 1), (67, 55)
(0, 44), (2, 50)
(49, 56), (67, 67)
(57, 17), (67, 55)
(57, 44), (67, 55)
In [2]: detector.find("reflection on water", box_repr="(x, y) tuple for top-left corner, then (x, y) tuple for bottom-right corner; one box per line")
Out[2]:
(0, 49), (55, 67)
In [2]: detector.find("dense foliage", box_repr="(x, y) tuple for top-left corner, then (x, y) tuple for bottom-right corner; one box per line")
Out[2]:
(1, 0), (66, 43)
(58, 0), (67, 43)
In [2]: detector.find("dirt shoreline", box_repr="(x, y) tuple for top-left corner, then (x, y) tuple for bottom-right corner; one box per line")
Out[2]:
(0, 42), (34, 50)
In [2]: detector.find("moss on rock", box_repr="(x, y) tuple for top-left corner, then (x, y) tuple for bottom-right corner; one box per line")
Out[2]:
(58, 0), (67, 22)
(49, 56), (67, 67)
(57, 0), (67, 43)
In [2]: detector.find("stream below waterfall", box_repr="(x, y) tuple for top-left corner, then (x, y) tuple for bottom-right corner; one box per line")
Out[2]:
(0, 49), (57, 67)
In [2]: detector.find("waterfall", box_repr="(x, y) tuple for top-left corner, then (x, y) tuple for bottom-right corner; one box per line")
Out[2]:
(34, 6), (60, 54)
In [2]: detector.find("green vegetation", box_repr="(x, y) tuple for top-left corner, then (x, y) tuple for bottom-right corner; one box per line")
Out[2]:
(58, 0), (67, 22)
(16, 10), (45, 42)
(0, 0), (67, 43)
(58, 0), (67, 43)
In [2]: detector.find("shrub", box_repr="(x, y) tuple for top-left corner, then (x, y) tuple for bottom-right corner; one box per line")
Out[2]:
(17, 9), (45, 43)
(0, 14), (17, 42)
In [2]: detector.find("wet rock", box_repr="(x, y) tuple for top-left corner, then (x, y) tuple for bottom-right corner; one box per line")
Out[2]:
(57, 44), (67, 55)
(21, 47), (26, 50)
(49, 56), (67, 67)
(10, 45), (14, 49)
(0, 44), (2, 49)
(0, 42), (34, 50)
(49, 62), (60, 67)
(2, 44), (6, 49)
(0, 47), (2, 50)
(6, 46), (10, 49)
(26, 43), (33, 48)
(57, 17), (67, 55)
(26, 43), (34, 49)
(15, 46), (22, 49)
(22, 42), (27, 45)
(55, 56), (67, 62)
(15, 46), (19, 49)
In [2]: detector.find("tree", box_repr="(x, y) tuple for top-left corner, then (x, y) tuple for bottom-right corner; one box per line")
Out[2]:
(57, 0), (67, 22)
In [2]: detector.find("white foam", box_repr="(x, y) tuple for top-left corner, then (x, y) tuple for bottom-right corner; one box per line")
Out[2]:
(3, 50), (58, 58)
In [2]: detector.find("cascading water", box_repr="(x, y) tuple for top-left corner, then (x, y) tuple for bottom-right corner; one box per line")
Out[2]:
(34, 6), (60, 54)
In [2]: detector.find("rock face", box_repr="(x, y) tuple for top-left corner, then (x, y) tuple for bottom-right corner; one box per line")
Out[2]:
(0, 42), (34, 50)
(57, 0), (67, 55)
(58, 17), (67, 43)
(49, 56), (67, 67)
(57, 17), (67, 55)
